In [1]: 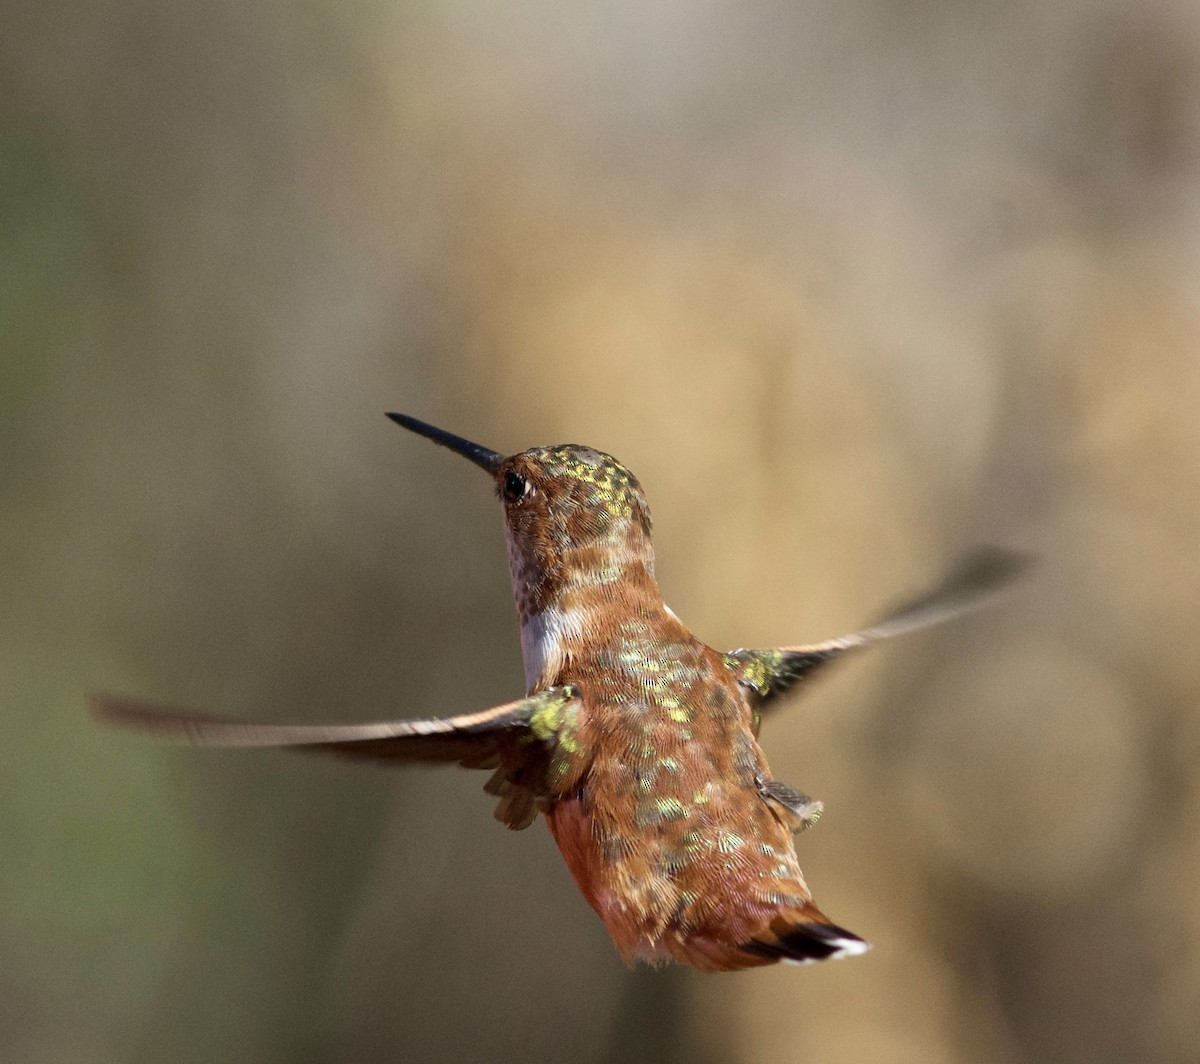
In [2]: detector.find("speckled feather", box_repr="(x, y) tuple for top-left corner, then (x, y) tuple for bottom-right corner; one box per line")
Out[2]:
(481, 443), (863, 970)
(91, 415), (1025, 973)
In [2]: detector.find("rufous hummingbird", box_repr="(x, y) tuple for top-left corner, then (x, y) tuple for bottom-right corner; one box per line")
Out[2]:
(93, 414), (1025, 972)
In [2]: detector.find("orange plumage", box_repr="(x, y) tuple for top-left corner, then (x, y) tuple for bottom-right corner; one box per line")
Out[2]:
(92, 414), (1025, 971)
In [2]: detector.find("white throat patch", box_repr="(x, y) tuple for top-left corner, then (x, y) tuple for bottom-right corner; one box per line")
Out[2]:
(520, 605), (587, 693)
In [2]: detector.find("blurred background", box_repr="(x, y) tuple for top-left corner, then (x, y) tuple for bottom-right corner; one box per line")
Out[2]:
(4, 1), (1200, 1062)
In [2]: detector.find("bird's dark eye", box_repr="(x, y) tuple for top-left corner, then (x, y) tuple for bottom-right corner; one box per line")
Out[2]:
(502, 471), (530, 503)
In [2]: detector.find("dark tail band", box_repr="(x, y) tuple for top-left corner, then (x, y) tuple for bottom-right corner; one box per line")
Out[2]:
(742, 915), (871, 965)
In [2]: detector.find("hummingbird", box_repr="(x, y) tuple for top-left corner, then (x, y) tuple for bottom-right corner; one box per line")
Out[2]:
(93, 414), (1025, 972)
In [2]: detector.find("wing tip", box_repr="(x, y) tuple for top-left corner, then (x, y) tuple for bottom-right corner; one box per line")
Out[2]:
(87, 691), (148, 726)
(957, 545), (1038, 591)
(87, 692), (222, 744)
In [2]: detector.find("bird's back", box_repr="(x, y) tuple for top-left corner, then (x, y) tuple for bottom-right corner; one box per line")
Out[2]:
(542, 611), (859, 970)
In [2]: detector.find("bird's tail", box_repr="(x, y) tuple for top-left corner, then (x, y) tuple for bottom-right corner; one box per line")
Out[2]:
(740, 906), (871, 966)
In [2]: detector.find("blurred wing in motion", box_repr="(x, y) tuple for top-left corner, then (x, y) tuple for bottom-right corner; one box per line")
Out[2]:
(727, 548), (1032, 716)
(89, 685), (582, 769)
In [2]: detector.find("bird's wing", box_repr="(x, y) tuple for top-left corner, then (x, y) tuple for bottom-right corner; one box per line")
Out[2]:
(726, 548), (1031, 716)
(89, 685), (582, 769)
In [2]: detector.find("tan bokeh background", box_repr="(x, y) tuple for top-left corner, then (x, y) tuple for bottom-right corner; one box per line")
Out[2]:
(4, 2), (1200, 1062)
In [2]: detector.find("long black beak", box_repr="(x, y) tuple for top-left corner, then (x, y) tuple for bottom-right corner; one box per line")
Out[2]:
(386, 413), (505, 473)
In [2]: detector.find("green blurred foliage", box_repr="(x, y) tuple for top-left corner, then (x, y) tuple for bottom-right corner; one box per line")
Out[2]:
(3, 2), (1200, 1062)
